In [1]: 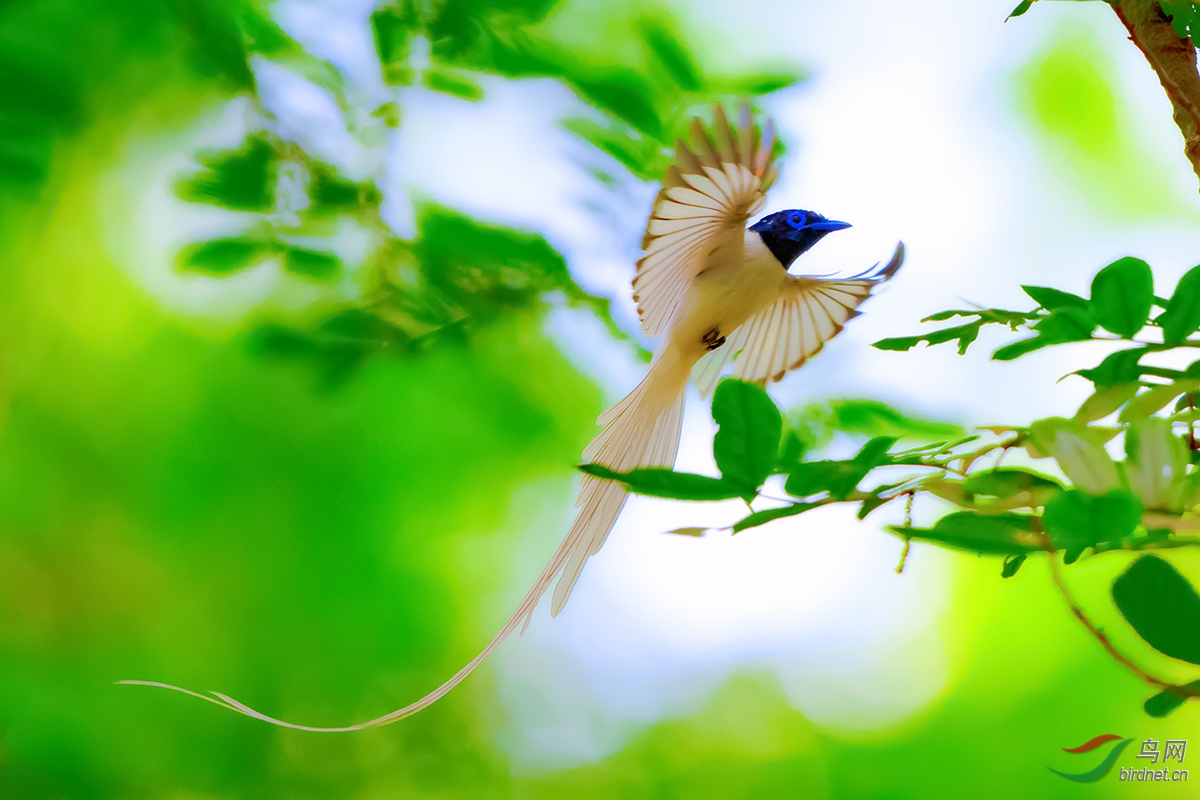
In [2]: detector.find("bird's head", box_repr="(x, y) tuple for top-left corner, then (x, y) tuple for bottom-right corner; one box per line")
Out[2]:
(750, 209), (851, 268)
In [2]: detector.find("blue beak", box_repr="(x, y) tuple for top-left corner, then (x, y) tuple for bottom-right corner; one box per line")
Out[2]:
(808, 220), (852, 232)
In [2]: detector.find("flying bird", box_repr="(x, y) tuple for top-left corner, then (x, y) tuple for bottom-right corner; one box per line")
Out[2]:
(123, 102), (904, 730)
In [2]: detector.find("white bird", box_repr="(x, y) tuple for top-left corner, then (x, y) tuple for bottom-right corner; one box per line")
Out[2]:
(123, 102), (904, 730)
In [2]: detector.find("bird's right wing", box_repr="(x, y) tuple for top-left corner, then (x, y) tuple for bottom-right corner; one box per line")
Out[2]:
(634, 102), (780, 339)
(693, 244), (905, 395)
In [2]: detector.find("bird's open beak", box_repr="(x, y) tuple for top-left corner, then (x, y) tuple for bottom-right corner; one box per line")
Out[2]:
(808, 220), (852, 232)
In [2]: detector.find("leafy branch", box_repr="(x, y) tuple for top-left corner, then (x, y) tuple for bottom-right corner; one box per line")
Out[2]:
(582, 253), (1200, 718)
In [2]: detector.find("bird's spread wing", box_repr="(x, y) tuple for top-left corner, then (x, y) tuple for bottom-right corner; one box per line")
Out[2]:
(634, 103), (780, 339)
(693, 244), (905, 395)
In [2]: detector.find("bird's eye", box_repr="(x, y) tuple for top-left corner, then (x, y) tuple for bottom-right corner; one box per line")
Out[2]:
(787, 212), (807, 230)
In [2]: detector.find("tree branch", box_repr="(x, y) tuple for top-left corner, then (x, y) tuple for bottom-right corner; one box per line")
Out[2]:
(1112, 0), (1200, 190)
(1042, 538), (1200, 700)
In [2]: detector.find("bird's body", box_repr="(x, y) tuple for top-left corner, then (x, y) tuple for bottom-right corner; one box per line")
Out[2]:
(546, 230), (791, 616)
(124, 102), (905, 731)
(683, 231), (791, 351)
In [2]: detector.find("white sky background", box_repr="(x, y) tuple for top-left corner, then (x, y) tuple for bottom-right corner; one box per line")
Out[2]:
(127, 0), (1200, 770)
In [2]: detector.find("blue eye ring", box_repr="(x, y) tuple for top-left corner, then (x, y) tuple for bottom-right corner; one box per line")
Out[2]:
(786, 211), (807, 230)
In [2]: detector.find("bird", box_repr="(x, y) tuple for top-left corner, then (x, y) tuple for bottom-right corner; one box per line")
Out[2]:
(122, 101), (904, 730)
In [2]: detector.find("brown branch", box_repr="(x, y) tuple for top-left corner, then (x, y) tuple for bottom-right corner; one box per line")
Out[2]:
(1112, 0), (1200, 190)
(1042, 537), (1200, 700)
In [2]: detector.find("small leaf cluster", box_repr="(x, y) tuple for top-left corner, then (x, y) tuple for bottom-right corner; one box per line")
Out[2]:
(584, 253), (1200, 716)
(875, 255), (1200, 362)
(174, 0), (807, 379)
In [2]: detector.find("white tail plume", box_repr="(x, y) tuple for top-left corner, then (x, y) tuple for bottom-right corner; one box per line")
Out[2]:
(121, 348), (691, 731)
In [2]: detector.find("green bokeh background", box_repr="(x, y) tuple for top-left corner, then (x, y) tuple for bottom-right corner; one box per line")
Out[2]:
(2, 0), (1198, 797)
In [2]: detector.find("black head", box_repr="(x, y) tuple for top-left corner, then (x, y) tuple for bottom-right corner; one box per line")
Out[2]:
(750, 209), (851, 268)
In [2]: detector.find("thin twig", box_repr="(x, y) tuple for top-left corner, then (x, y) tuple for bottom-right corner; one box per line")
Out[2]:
(895, 493), (914, 574)
(1043, 540), (1200, 699)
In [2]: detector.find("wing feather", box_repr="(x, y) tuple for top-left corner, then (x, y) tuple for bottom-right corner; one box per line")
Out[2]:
(664, 186), (726, 212)
(702, 243), (905, 392)
(634, 101), (781, 338)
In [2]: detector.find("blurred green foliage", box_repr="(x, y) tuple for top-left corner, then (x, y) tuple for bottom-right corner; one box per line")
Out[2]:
(3, 0), (1200, 797)
(1013, 22), (1191, 218)
(158, 0), (805, 379)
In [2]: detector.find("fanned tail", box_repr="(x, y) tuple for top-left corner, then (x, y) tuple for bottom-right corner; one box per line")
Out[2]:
(120, 349), (690, 731)
(551, 356), (687, 616)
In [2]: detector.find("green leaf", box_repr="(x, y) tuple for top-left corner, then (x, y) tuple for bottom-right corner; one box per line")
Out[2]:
(872, 335), (925, 352)
(1075, 348), (1146, 387)
(1125, 417), (1188, 510)
(578, 464), (745, 501)
(921, 308), (1036, 326)
(712, 379), (783, 495)
(1002, 552), (1027, 578)
(409, 204), (628, 346)
(237, 7), (303, 59)
(732, 503), (816, 533)
(1036, 305), (1097, 341)
(794, 399), (962, 443)
(562, 117), (661, 180)
(857, 494), (894, 520)
(423, 68), (484, 101)
(710, 68), (806, 96)
(1162, 2), (1199, 38)
(892, 512), (1038, 556)
(874, 322), (982, 355)
(308, 165), (380, 214)
(1028, 417), (1120, 494)
(785, 460), (864, 500)
(371, 5), (415, 83)
(1043, 489), (1142, 562)
(989, 306), (1092, 360)
(1144, 680), (1200, 718)
(1112, 555), (1200, 665)
(1007, 0), (1036, 20)
(641, 20), (702, 91)
(854, 436), (896, 469)
(1160, 262), (1200, 344)
(282, 246), (341, 280)
(569, 71), (663, 138)
(175, 134), (277, 212)
(1074, 383), (1140, 422)
(778, 430), (807, 466)
(1089, 256), (1153, 338)
(961, 468), (1063, 498)
(177, 236), (274, 275)
(1022, 284), (1087, 310)
(665, 527), (709, 537)
(992, 336), (1052, 361)
(1118, 380), (1200, 423)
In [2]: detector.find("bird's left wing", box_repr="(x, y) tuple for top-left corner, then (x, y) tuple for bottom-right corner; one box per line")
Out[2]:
(634, 102), (780, 339)
(693, 244), (905, 395)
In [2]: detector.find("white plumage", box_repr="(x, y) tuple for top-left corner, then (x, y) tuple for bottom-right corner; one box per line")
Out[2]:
(122, 101), (903, 730)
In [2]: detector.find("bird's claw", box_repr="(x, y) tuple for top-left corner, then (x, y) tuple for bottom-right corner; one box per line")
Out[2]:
(701, 327), (726, 351)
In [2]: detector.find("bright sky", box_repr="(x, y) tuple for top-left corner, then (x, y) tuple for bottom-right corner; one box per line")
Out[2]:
(125, 0), (1200, 769)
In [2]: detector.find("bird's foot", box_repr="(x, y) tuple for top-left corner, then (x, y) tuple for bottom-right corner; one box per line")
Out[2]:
(701, 327), (726, 351)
